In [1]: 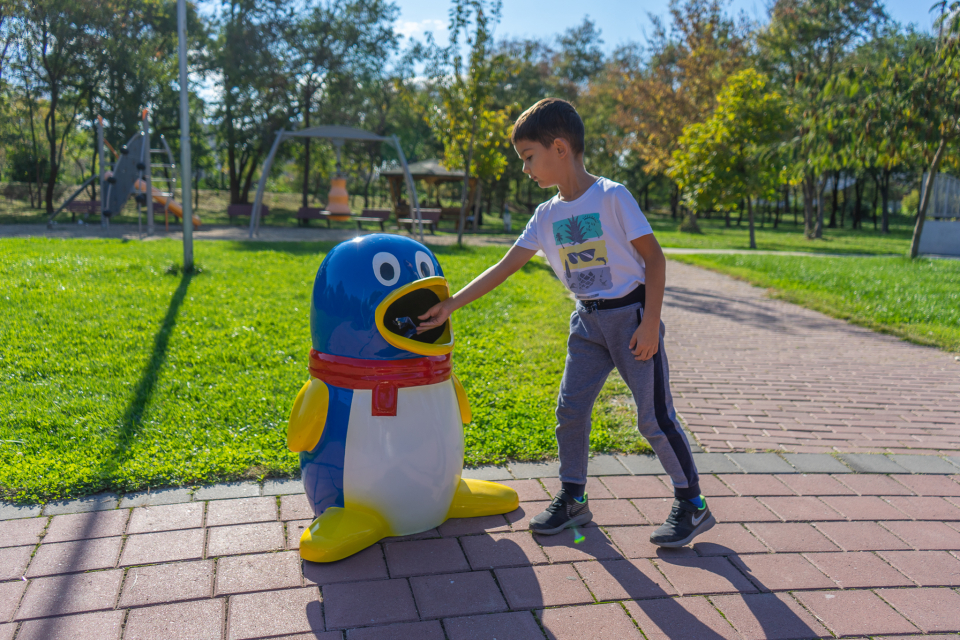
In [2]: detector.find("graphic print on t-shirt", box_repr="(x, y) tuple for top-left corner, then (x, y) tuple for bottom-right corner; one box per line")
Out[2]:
(553, 213), (612, 294)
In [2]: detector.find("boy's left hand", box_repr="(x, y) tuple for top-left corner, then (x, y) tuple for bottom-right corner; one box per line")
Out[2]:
(629, 319), (660, 361)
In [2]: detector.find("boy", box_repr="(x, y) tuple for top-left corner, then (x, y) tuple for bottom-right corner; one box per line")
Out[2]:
(418, 98), (713, 547)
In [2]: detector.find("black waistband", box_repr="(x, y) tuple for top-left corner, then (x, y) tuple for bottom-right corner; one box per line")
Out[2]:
(577, 284), (645, 311)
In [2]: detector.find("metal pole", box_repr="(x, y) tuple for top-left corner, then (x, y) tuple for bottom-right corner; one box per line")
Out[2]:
(98, 116), (106, 227)
(143, 109), (154, 235)
(392, 135), (423, 242)
(249, 130), (285, 238)
(178, 0), (193, 269)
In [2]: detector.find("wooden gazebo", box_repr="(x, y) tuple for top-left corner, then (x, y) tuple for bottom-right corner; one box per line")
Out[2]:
(381, 159), (479, 225)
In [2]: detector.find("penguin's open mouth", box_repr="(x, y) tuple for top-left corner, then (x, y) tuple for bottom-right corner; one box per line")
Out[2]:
(375, 276), (454, 356)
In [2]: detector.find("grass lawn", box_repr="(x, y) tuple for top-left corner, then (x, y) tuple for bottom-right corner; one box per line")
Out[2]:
(0, 238), (648, 503)
(671, 253), (960, 354)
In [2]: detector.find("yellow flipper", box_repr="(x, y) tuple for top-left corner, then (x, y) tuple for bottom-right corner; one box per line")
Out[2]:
(288, 377), (329, 452)
(299, 507), (388, 563)
(452, 374), (472, 424)
(446, 478), (519, 519)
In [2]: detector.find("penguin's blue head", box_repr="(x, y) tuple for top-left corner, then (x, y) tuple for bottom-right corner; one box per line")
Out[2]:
(309, 234), (453, 360)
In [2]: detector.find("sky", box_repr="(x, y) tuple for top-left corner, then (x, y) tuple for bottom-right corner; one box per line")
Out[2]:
(391, 0), (938, 51)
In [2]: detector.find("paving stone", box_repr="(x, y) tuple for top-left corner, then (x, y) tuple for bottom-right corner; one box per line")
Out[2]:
(730, 553), (834, 591)
(587, 499), (646, 526)
(884, 496), (960, 520)
(719, 475), (795, 496)
(745, 523), (840, 553)
(124, 599), (225, 640)
(503, 501), (551, 531)
(782, 453), (852, 473)
(262, 478), (304, 496)
(227, 587), (322, 639)
(126, 502), (204, 534)
(654, 556), (758, 595)
(0, 504), (43, 520)
(727, 453), (796, 474)
(805, 551), (912, 588)
(0, 623), (12, 640)
(322, 578), (418, 629)
(207, 522), (285, 557)
(438, 514), (510, 537)
(947, 456), (960, 470)
(882, 520), (960, 550)
(877, 587), (960, 633)
(630, 497), (678, 523)
(889, 454), (959, 474)
(461, 466), (514, 481)
(574, 558), (676, 601)
(698, 475), (736, 496)
(495, 564), (592, 609)
(507, 461), (560, 479)
(43, 510), (129, 543)
(691, 453), (741, 474)
(194, 482), (260, 501)
(879, 550), (960, 586)
(541, 602), (644, 639)
(617, 454), (666, 475)
(496, 480), (549, 502)
(286, 519), (311, 550)
(623, 596), (738, 640)
(535, 526), (622, 563)
(819, 496), (909, 520)
(0, 580), (26, 622)
(26, 536), (122, 577)
(206, 497), (277, 527)
(775, 474), (855, 496)
(216, 551), (302, 594)
(839, 474), (916, 496)
(119, 487), (193, 508)
(837, 454), (909, 474)
(597, 476), (672, 499)
(119, 560), (214, 607)
(757, 496), (844, 522)
(15, 610), (123, 640)
(443, 611), (546, 640)
(0, 546), (34, 581)
(540, 477), (614, 500)
(587, 454), (630, 475)
(119, 529), (205, 566)
(793, 589), (919, 637)
(384, 537), (469, 578)
(280, 494), (314, 521)
(712, 592), (831, 640)
(346, 620), (444, 640)
(42, 494), (119, 516)
(15, 569), (122, 620)
(704, 496), (780, 522)
(605, 525), (697, 559)
(411, 571), (509, 618)
(691, 523), (770, 556)
(460, 532), (548, 569)
(814, 521), (912, 551)
(892, 474), (960, 496)
(302, 544), (388, 586)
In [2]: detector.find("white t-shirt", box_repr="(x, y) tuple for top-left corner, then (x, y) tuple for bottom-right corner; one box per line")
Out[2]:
(515, 177), (653, 300)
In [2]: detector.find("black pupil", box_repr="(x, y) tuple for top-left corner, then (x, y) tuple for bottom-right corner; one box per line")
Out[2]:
(379, 262), (395, 281)
(420, 261), (429, 276)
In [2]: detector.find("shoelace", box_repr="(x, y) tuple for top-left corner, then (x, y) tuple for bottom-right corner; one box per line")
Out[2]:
(664, 500), (696, 526)
(544, 495), (567, 514)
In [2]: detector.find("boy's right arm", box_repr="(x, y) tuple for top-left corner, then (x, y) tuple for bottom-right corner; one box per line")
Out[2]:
(417, 245), (538, 331)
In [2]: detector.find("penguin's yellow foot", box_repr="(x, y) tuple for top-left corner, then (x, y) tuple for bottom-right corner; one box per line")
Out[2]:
(299, 507), (388, 563)
(446, 478), (520, 519)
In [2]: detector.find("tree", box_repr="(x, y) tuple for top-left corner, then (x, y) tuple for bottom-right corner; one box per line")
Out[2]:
(670, 69), (791, 248)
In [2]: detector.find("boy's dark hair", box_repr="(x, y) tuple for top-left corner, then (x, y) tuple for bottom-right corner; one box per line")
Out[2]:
(511, 98), (585, 156)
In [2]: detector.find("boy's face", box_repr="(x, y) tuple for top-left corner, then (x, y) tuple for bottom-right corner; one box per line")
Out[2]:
(513, 138), (567, 189)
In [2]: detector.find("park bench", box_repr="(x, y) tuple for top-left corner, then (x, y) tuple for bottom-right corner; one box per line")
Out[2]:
(397, 208), (441, 235)
(65, 200), (100, 217)
(227, 203), (269, 223)
(295, 207), (331, 227)
(355, 208), (390, 231)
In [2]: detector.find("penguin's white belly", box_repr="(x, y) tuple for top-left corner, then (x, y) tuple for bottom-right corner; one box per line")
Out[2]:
(342, 380), (463, 536)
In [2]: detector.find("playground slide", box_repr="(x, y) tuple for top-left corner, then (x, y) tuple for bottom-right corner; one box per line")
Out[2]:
(133, 179), (201, 227)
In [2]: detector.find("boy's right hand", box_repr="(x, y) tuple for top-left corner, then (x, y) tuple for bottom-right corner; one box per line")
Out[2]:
(417, 299), (454, 333)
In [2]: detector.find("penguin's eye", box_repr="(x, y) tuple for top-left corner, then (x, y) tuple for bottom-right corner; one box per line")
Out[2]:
(372, 252), (400, 286)
(415, 251), (435, 278)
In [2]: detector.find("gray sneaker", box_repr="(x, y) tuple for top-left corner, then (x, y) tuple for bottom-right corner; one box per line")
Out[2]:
(530, 489), (592, 535)
(650, 498), (716, 547)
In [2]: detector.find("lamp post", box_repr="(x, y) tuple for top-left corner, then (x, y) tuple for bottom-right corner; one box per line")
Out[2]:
(178, 0), (194, 270)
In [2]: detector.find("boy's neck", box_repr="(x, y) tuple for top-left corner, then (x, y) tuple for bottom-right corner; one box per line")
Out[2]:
(555, 160), (597, 203)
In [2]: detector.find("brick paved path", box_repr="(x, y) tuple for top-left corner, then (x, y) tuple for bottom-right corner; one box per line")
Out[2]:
(3, 472), (960, 639)
(663, 260), (960, 455)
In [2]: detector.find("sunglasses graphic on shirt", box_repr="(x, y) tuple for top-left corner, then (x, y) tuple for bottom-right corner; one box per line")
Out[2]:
(566, 249), (607, 265)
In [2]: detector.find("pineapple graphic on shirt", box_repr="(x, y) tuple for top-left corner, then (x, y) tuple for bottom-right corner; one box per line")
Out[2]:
(553, 213), (612, 295)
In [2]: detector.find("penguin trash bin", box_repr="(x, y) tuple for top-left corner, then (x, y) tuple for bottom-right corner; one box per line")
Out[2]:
(287, 233), (520, 563)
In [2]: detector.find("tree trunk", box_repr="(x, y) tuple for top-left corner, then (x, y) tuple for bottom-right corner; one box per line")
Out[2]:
(747, 195), (756, 249)
(44, 84), (59, 213)
(829, 169), (839, 228)
(669, 183), (679, 219)
(802, 173), (816, 238)
(839, 176), (846, 228)
(472, 179), (482, 231)
(854, 178), (864, 229)
(880, 167), (891, 233)
(910, 137), (947, 259)
(457, 120), (477, 247)
(301, 88), (311, 209)
(871, 173), (879, 230)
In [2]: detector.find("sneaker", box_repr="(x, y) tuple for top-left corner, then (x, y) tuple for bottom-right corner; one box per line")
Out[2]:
(649, 498), (716, 547)
(529, 489), (592, 535)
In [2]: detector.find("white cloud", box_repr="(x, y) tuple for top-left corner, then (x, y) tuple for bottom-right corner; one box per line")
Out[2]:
(395, 18), (447, 41)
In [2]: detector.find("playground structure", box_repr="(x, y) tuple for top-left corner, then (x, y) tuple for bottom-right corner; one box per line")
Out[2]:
(47, 110), (199, 231)
(918, 172), (960, 257)
(249, 125), (424, 240)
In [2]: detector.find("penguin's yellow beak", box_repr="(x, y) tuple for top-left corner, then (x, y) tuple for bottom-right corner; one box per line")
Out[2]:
(375, 276), (454, 356)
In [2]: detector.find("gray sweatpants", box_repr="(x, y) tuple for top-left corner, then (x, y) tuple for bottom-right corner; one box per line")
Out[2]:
(556, 300), (701, 500)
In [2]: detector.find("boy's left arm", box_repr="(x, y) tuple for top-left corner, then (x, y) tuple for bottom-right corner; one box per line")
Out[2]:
(629, 234), (666, 361)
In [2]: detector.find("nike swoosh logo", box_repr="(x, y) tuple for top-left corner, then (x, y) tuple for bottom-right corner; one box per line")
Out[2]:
(692, 511), (707, 526)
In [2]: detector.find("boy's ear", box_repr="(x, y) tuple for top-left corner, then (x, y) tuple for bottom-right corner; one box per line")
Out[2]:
(553, 137), (569, 158)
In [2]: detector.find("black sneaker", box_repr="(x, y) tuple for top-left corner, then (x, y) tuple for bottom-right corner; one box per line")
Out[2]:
(529, 489), (592, 535)
(649, 498), (716, 547)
